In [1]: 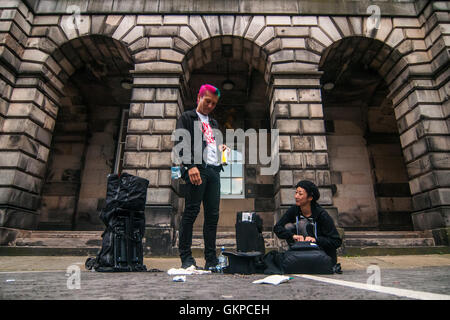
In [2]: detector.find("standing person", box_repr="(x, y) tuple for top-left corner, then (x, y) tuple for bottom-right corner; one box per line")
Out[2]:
(273, 180), (342, 265)
(175, 84), (227, 270)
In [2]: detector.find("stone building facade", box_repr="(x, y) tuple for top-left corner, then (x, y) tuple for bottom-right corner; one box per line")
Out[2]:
(0, 0), (449, 253)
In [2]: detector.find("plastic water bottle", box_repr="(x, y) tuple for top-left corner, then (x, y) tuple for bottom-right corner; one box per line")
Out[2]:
(171, 166), (181, 179)
(217, 246), (227, 273)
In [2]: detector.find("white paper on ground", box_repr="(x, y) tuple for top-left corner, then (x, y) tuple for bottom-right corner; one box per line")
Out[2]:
(167, 268), (192, 275)
(252, 275), (293, 285)
(167, 265), (212, 275)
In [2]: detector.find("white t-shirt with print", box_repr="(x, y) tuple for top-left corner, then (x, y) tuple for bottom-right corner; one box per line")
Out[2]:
(196, 111), (218, 165)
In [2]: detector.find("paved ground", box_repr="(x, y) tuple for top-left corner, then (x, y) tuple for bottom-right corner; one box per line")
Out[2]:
(0, 254), (449, 302)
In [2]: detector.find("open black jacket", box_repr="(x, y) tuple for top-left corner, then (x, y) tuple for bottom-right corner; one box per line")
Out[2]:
(174, 109), (222, 173)
(274, 202), (342, 263)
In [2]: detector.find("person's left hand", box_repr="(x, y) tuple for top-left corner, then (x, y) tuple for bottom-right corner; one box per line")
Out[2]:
(304, 236), (316, 242)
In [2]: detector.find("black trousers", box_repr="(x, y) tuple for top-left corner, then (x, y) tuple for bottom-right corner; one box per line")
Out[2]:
(179, 165), (221, 263)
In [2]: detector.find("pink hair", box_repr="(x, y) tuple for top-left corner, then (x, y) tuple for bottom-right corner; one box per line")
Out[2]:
(198, 84), (221, 98)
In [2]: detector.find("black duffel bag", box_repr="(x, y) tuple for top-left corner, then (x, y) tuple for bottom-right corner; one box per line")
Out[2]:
(282, 241), (334, 274)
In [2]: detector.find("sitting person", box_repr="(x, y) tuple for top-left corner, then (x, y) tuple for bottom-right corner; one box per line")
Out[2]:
(273, 180), (342, 265)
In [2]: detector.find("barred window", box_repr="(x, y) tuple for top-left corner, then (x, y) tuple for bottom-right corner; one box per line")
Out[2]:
(220, 148), (244, 199)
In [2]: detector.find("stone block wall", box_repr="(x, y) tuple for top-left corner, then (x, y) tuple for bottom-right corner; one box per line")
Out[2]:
(0, 0), (449, 248)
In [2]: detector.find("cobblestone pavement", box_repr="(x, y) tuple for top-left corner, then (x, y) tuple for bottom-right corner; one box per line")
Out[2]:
(0, 255), (449, 301)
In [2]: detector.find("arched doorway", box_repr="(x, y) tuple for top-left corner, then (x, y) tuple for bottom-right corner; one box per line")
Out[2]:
(320, 37), (413, 231)
(179, 36), (273, 233)
(38, 35), (133, 230)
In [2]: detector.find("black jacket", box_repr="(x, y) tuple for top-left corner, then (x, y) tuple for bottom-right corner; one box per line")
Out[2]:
(274, 202), (342, 261)
(174, 109), (222, 173)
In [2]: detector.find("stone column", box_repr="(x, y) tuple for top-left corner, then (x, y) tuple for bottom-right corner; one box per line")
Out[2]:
(270, 72), (337, 247)
(395, 3), (450, 243)
(0, 2), (49, 244)
(123, 71), (182, 255)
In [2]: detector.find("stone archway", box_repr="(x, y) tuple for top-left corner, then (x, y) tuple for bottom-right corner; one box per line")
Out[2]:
(303, 16), (446, 234)
(38, 35), (134, 230)
(320, 36), (413, 230)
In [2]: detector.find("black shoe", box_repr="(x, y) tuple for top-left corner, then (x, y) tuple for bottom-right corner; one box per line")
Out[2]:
(181, 256), (197, 269)
(204, 258), (219, 271)
(333, 263), (342, 274)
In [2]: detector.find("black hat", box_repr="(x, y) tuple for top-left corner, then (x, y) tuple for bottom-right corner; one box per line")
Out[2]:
(295, 180), (320, 202)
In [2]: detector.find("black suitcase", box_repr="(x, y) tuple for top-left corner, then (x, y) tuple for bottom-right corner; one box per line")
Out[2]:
(235, 212), (265, 254)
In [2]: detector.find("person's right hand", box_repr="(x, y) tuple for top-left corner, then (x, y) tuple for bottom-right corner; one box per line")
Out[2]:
(293, 235), (305, 242)
(188, 167), (202, 185)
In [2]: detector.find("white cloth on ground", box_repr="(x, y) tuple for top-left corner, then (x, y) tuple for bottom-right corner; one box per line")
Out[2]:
(167, 265), (212, 275)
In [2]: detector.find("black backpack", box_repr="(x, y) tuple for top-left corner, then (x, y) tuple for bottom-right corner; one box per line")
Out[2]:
(85, 173), (149, 272)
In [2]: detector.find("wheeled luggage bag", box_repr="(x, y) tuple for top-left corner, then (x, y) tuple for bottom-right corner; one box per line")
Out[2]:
(85, 173), (149, 272)
(87, 208), (147, 272)
(112, 209), (147, 272)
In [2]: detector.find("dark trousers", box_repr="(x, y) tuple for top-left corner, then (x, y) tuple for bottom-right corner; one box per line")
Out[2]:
(179, 165), (221, 263)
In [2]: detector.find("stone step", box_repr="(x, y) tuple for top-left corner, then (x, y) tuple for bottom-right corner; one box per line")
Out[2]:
(4, 230), (447, 258)
(14, 237), (103, 248)
(13, 231), (274, 248)
(192, 231), (273, 239)
(187, 231), (276, 248)
(344, 231), (432, 239)
(189, 238), (277, 249)
(11, 231), (277, 255)
(342, 246), (450, 256)
(0, 246), (101, 256)
(345, 238), (435, 247)
(2, 245), (449, 257)
(20, 231), (103, 238)
(343, 231), (436, 247)
(192, 231), (235, 239)
(12, 230), (438, 248)
(12, 230), (103, 248)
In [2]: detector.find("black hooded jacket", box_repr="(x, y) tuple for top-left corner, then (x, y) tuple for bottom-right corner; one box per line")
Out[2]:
(274, 202), (342, 262)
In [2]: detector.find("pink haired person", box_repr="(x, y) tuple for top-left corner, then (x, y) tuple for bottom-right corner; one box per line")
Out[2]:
(174, 84), (227, 270)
